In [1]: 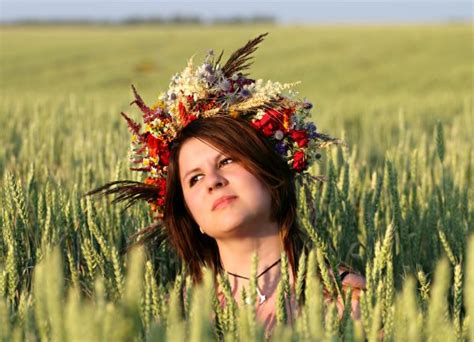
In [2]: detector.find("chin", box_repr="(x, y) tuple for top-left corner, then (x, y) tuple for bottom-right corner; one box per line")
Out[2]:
(209, 215), (257, 238)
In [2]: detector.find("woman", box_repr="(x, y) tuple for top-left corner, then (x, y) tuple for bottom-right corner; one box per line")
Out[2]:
(167, 116), (365, 333)
(91, 33), (365, 335)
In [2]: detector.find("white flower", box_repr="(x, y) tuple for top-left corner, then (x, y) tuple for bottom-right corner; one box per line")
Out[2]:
(274, 130), (284, 140)
(255, 109), (265, 120)
(170, 73), (180, 85)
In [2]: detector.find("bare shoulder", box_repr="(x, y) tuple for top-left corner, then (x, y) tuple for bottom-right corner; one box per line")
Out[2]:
(325, 266), (366, 320)
(338, 266), (366, 290)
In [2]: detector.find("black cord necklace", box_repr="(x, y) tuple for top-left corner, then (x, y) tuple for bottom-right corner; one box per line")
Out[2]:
(226, 258), (281, 305)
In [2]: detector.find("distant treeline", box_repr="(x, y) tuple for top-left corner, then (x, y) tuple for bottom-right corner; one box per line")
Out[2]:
(1, 15), (276, 25)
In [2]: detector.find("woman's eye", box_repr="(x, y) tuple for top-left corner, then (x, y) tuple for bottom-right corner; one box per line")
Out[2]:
(188, 158), (232, 187)
(219, 157), (233, 167)
(189, 174), (202, 187)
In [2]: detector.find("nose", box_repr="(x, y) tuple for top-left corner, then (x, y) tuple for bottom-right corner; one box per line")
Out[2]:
(206, 170), (228, 192)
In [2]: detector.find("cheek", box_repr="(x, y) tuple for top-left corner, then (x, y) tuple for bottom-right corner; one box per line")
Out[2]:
(258, 186), (273, 212)
(240, 174), (272, 208)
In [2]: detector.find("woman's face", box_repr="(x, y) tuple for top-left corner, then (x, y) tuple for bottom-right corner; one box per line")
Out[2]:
(178, 137), (273, 239)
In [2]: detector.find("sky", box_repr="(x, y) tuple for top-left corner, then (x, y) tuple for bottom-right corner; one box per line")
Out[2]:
(0, 0), (472, 24)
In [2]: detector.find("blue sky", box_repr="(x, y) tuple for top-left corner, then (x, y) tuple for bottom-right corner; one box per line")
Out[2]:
(1, 0), (472, 23)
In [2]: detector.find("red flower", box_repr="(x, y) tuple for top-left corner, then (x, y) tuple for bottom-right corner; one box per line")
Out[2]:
(186, 114), (198, 125)
(146, 134), (160, 158)
(290, 129), (309, 148)
(145, 177), (167, 210)
(159, 149), (170, 166)
(252, 111), (284, 137)
(292, 150), (307, 172)
(156, 178), (167, 196)
(146, 133), (170, 166)
(262, 124), (275, 137)
(252, 114), (270, 128)
(178, 101), (198, 126)
(178, 101), (187, 123)
(266, 108), (280, 119)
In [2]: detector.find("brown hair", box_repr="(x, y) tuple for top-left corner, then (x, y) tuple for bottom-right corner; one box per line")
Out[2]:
(164, 116), (308, 284)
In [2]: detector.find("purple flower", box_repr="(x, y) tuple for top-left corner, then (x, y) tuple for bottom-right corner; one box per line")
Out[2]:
(205, 74), (216, 84)
(204, 63), (213, 73)
(240, 89), (251, 98)
(303, 101), (313, 110)
(307, 122), (317, 131)
(169, 93), (177, 100)
(274, 141), (288, 154)
(219, 79), (231, 92)
(306, 122), (318, 138)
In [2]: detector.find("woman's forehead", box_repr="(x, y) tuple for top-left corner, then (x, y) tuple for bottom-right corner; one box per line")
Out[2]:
(180, 138), (223, 158)
(179, 138), (224, 173)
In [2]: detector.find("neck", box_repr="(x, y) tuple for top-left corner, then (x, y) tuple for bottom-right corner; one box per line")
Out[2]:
(215, 221), (294, 308)
(216, 221), (283, 278)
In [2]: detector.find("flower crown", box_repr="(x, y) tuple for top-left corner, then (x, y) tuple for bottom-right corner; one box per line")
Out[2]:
(120, 33), (340, 219)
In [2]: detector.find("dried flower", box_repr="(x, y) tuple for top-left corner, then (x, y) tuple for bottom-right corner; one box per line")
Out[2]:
(274, 130), (285, 140)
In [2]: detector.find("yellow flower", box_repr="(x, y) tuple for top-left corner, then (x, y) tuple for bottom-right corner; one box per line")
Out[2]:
(151, 99), (166, 111)
(230, 109), (239, 118)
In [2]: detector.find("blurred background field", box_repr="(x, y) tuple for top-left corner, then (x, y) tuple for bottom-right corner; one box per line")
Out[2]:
(0, 23), (473, 340)
(0, 24), (471, 172)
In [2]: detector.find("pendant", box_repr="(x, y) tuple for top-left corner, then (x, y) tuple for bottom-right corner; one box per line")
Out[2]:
(256, 287), (266, 304)
(244, 288), (267, 305)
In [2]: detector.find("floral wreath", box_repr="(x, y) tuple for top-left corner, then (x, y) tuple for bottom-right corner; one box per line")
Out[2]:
(110, 33), (340, 219)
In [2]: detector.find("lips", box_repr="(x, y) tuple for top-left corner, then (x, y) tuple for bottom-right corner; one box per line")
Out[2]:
(212, 196), (238, 211)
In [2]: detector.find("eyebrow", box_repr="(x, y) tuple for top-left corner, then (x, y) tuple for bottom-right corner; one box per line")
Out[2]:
(182, 152), (225, 181)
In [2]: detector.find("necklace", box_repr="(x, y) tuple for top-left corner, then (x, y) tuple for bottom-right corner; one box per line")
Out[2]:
(226, 258), (281, 305)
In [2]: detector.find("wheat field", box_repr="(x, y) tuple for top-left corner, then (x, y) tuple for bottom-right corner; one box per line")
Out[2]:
(0, 24), (472, 340)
